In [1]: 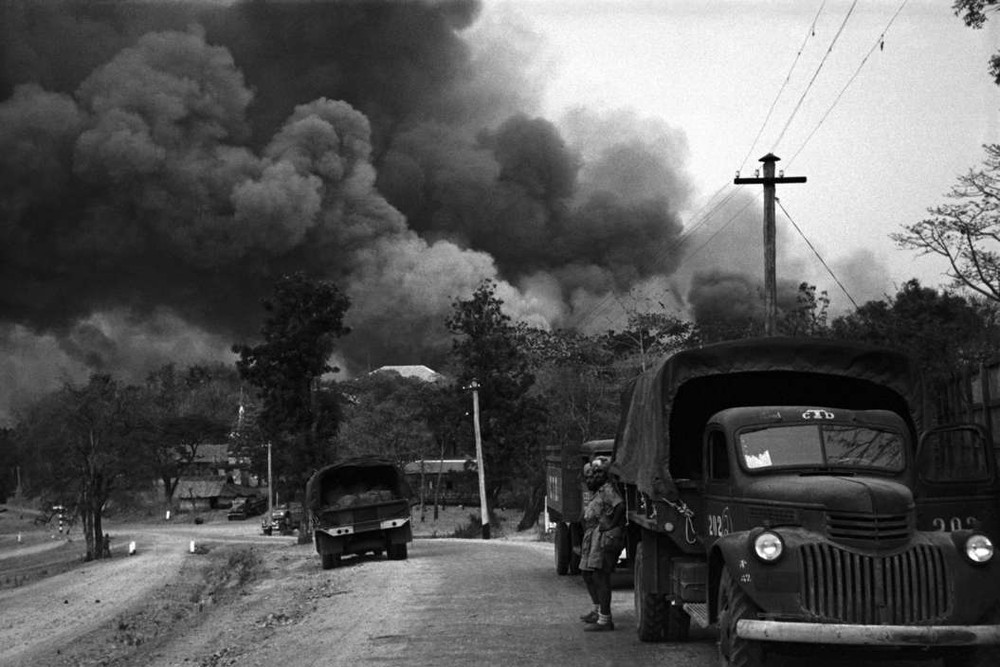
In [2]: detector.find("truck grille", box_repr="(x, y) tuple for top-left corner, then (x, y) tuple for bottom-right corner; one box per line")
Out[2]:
(826, 512), (911, 547)
(800, 543), (951, 624)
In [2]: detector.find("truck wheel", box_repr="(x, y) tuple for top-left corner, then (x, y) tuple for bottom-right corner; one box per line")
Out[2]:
(321, 553), (340, 570)
(387, 543), (408, 560)
(555, 523), (571, 575)
(634, 541), (668, 642)
(717, 568), (763, 667)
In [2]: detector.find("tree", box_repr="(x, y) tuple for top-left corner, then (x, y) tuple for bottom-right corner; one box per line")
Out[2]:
(336, 372), (436, 467)
(232, 272), (351, 523)
(954, 1), (1000, 84)
(447, 280), (549, 531)
(143, 363), (239, 502)
(777, 283), (830, 337)
(528, 328), (626, 447)
(893, 145), (1000, 303)
(604, 312), (696, 371)
(15, 375), (148, 560)
(830, 279), (999, 390)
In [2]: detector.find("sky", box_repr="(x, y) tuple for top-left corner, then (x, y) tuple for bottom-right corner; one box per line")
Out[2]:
(0, 0), (998, 424)
(488, 0), (1000, 307)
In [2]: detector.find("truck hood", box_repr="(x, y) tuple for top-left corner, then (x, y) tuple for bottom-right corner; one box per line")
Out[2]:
(742, 475), (914, 515)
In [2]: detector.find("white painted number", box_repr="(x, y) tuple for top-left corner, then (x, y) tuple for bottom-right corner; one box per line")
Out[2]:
(931, 516), (977, 532)
(708, 514), (731, 537)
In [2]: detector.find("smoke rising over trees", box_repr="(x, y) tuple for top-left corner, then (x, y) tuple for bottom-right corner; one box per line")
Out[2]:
(1, 0), (783, 423)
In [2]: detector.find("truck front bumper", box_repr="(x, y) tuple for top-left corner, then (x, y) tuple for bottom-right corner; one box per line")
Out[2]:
(738, 620), (1000, 646)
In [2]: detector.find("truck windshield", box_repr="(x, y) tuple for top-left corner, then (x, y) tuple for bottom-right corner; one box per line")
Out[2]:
(739, 424), (904, 472)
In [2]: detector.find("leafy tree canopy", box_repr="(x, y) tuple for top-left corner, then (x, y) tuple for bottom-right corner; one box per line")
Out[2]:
(233, 272), (351, 497)
(830, 278), (999, 387)
(954, 0), (1000, 84)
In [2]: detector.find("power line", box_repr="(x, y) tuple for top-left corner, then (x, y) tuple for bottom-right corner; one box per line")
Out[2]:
(739, 0), (828, 174)
(772, 0), (860, 152)
(776, 198), (859, 310)
(683, 192), (760, 264)
(786, 0), (911, 167)
(573, 181), (739, 329)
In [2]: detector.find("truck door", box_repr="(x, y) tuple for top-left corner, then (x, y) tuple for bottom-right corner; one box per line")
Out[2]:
(703, 428), (733, 547)
(914, 424), (1000, 537)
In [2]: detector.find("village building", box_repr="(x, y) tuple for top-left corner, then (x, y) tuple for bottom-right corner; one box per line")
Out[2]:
(403, 458), (479, 506)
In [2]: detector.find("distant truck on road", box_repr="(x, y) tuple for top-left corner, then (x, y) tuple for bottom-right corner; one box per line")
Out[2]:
(306, 457), (414, 569)
(227, 495), (267, 521)
(613, 337), (1000, 666)
(545, 439), (614, 575)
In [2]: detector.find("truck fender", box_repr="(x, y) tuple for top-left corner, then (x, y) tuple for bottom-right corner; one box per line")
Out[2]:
(707, 532), (754, 623)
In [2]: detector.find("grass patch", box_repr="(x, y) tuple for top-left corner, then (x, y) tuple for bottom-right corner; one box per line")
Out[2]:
(203, 546), (262, 601)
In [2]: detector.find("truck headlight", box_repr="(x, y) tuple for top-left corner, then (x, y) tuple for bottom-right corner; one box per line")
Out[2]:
(965, 534), (994, 563)
(753, 531), (784, 562)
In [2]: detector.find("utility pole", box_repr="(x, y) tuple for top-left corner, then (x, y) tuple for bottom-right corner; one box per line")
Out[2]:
(734, 153), (806, 336)
(267, 441), (273, 520)
(468, 379), (490, 540)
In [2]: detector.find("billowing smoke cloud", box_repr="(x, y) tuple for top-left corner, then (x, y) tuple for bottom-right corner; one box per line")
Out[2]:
(0, 0), (696, 421)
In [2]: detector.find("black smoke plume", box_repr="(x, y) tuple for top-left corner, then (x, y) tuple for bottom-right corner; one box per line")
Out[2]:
(0, 0), (694, 421)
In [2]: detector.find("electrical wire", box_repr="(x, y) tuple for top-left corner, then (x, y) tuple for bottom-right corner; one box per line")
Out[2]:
(683, 193), (761, 264)
(776, 198), (859, 310)
(786, 0), (911, 168)
(772, 0), (860, 153)
(572, 181), (739, 329)
(739, 0), (828, 174)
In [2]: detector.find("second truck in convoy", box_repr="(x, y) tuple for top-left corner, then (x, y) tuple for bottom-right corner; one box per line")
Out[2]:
(546, 438), (615, 575)
(306, 457), (414, 569)
(611, 337), (1000, 666)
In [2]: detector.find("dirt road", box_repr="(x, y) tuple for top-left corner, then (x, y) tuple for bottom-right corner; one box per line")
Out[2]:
(0, 518), (953, 666)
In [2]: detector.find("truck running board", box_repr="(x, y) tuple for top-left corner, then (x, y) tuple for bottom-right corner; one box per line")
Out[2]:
(683, 603), (710, 629)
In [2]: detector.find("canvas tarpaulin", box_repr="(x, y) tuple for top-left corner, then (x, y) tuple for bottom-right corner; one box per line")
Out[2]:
(306, 456), (414, 512)
(611, 337), (922, 502)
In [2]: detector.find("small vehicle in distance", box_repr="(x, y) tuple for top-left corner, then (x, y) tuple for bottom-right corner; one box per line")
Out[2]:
(262, 504), (301, 536)
(227, 495), (267, 521)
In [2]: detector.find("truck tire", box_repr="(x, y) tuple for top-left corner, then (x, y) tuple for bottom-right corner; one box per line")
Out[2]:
(321, 553), (340, 570)
(387, 543), (408, 560)
(717, 568), (764, 667)
(634, 541), (668, 642)
(555, 523), (571, 575)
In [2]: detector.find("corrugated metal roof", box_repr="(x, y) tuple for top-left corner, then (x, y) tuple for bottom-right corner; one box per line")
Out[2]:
(403, 458), (477, 475)
(370, 365), (445, 383)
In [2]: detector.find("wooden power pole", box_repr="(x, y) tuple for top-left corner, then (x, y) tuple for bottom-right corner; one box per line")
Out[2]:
(468, 379), (490, 539)
(734, 153), (806, 336)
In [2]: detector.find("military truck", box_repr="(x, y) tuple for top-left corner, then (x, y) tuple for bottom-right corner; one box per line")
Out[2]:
(306, 457), (414, 569)
(612, 337), (1000, 666)
(546, 439), (614, 575)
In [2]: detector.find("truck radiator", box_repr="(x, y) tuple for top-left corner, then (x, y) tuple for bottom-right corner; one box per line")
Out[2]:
(799, 543), (951, 624)
(826, 511), (911, 547)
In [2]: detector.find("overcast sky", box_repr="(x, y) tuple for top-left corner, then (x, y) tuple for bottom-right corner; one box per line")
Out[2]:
(487, 0), (1000, 306)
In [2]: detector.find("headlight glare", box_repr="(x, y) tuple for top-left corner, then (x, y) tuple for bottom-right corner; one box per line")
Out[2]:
(965, 534), (994, 563)
(753, 531), (784, 562)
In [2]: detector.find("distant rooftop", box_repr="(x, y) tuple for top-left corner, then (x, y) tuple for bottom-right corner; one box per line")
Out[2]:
(403, 458), (477, 475)
(370, 365), (445, 383)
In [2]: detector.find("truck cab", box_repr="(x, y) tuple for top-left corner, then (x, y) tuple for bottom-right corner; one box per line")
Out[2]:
(613, 337), (1000, 665)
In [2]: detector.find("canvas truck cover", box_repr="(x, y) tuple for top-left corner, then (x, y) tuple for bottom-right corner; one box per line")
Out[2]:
(611, 337), (922, 503)
(306, 456), (414, 512)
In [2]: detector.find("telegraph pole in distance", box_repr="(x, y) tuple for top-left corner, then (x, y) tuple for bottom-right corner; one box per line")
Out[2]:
(468, 379), (490, 539)
(734, 153), (806, 336)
